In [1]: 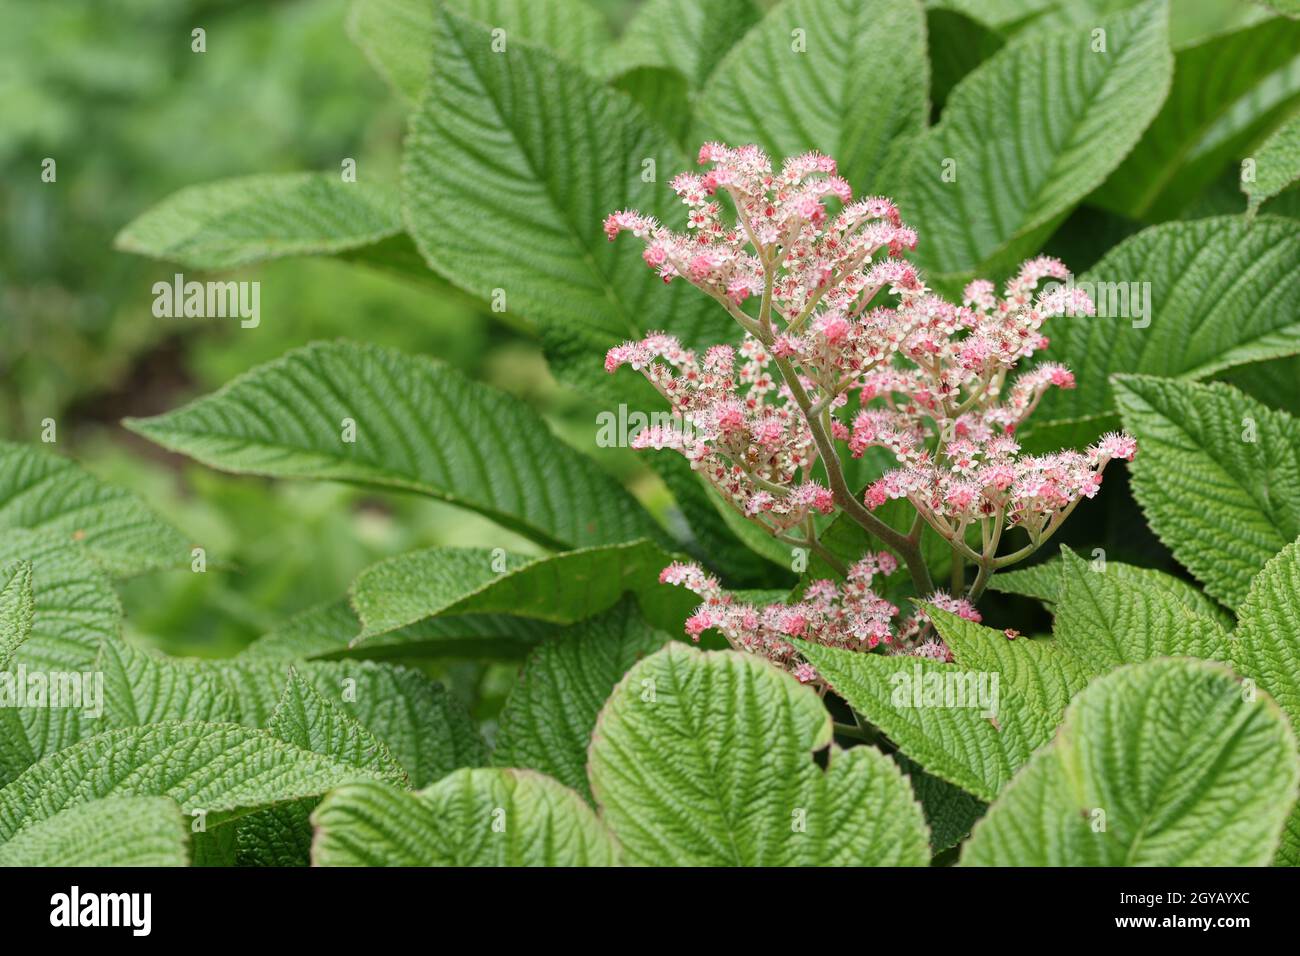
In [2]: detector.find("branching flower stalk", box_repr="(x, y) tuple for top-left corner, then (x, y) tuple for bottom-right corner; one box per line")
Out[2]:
(605, 143), (1136, 681)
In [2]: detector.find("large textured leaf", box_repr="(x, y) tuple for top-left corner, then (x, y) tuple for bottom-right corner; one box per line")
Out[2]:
(401, 7), (723, 404)
(348, 0), (611, 105)
(349, 541), (692, 650)
(0, 796), (189, 867)
(0, 721), (383, 843)
(213, 658), (485, 788)
(1246, 110), (1300, 215)
(0, 441), (189, 576)
(493, 598), (668, 802)
(240, 597), (555, 661)
(961, 659), (1300, 865)
(893, 0), (1171, 282)
(126, 341), (664, 551)
(1092, 15), (1300, 220)
(1114, 375), (1300, 609)
(311, 769), (617, 866)
(0, 561), (33, 669)
(605, 0), (760, 89)
(114, 173), (401, 270)
(695, 0), (928, 193)
(1052, 548), (1232, 666)
(1230, 537), (1300, 864)
(933, 608), (1091, 728)
(588, 644), (931, 864)
(0, 529), (120, 672)
(1026, 217), (1300, 450)
(797, 639), (1052, 801)
(235, 669), (408, 867)
(894, 753), (987, 852)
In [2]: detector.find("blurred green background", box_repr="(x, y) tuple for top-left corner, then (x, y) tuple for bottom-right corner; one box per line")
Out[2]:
(0, 0), (658, 665)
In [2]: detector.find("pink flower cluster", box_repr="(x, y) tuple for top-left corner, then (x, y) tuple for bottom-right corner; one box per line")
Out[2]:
(660, 557), (980, 682)
(604, 142), (1138, 668)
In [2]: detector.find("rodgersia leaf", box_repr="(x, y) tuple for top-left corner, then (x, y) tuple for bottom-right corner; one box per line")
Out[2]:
(348, 0), (612, 105)
(1051, 547), (1233, 669)
(114, 173), (401, 271)
(0, 441), (190, 576)
(236, 669), (408, 867)
(893, 0), (1171, 283)
(126, 341), (665, 552)
(0, 561), (33, 670)
(0, 721), (383, 843)
(605, 0), (760, 90)
(1245, 111), (1300, 215)
(213, 659), (485, 788)
(961, 659), (1300, 866)
(797, 638), (1052, 802)
(1091, 14), (1300, 221)
(1230, 538), (1300, 864)
(348, 541), (693, 650)
(1113, 375), (1300, 609)
(588, 644), (931, 865)
(695, 0), (928, 193)
(0, 796), (189, 867)
(1024, 217), (1300, 451)
(402, 7), (724, 402)
(0, 528), (121, 673)
(493, 598), (668, 802)
(311, 769), (617, 866)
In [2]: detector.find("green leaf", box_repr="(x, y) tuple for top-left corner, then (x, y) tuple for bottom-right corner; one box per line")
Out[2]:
(797, 639), (1051, 801)
(349, 541), (693, 650)
(1229, 537), (1300, 864)
(1091, 15), (1300, 220)
(0, 796), (189, 867)
(934, 608), (1091, 727)
(348, 0), (612, 105)
(588, 644), (931, 864)
(1246, 110), (1300, 215)
(0, 529), (120, 672)
(493, 598), (668, 802)
(1026, 217), (1300, 450)
(240, 598), (555, 662)
(0, 721), (383, 843)
(1052, 547), (1232, 669)
(98, 640), (241, 729)
(926, 6), (1005, 111)
(0, 440), (190, 576)
(0, 561), (33, 670)
(401, 7), (725, 402)
(606, 0), (760, 89)
(214, 658), (485, 788)
(311, 769), (617, 865)
(986, 558), (1065, 604)
(695, 0), (928, 193)
(894, 753), (986, 852)
(893, 0), (1172, 282)
(1113, 375), (1300, 609)
(114, 173), (401, 271)
(961, 659), (1300, 865)
(125, 341), (665, 552)
(235, 669), (409, 867)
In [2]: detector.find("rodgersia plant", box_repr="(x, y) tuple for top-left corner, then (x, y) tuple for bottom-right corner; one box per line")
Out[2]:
(605, 143), (1136, 678)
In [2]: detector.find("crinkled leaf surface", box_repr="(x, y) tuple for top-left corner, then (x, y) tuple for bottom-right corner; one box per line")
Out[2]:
(493, 598), (668, 802)
(588, 644), (930, 864)
(126, 341), (664, 551)
(961, 659), (1299, 866)
(695, 0), (928, 193)
(0, 796), (189, 867)
(1114, 375), (1300, 609)
(312, 769), (616, 866)
(892, 0), (1171, 282)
